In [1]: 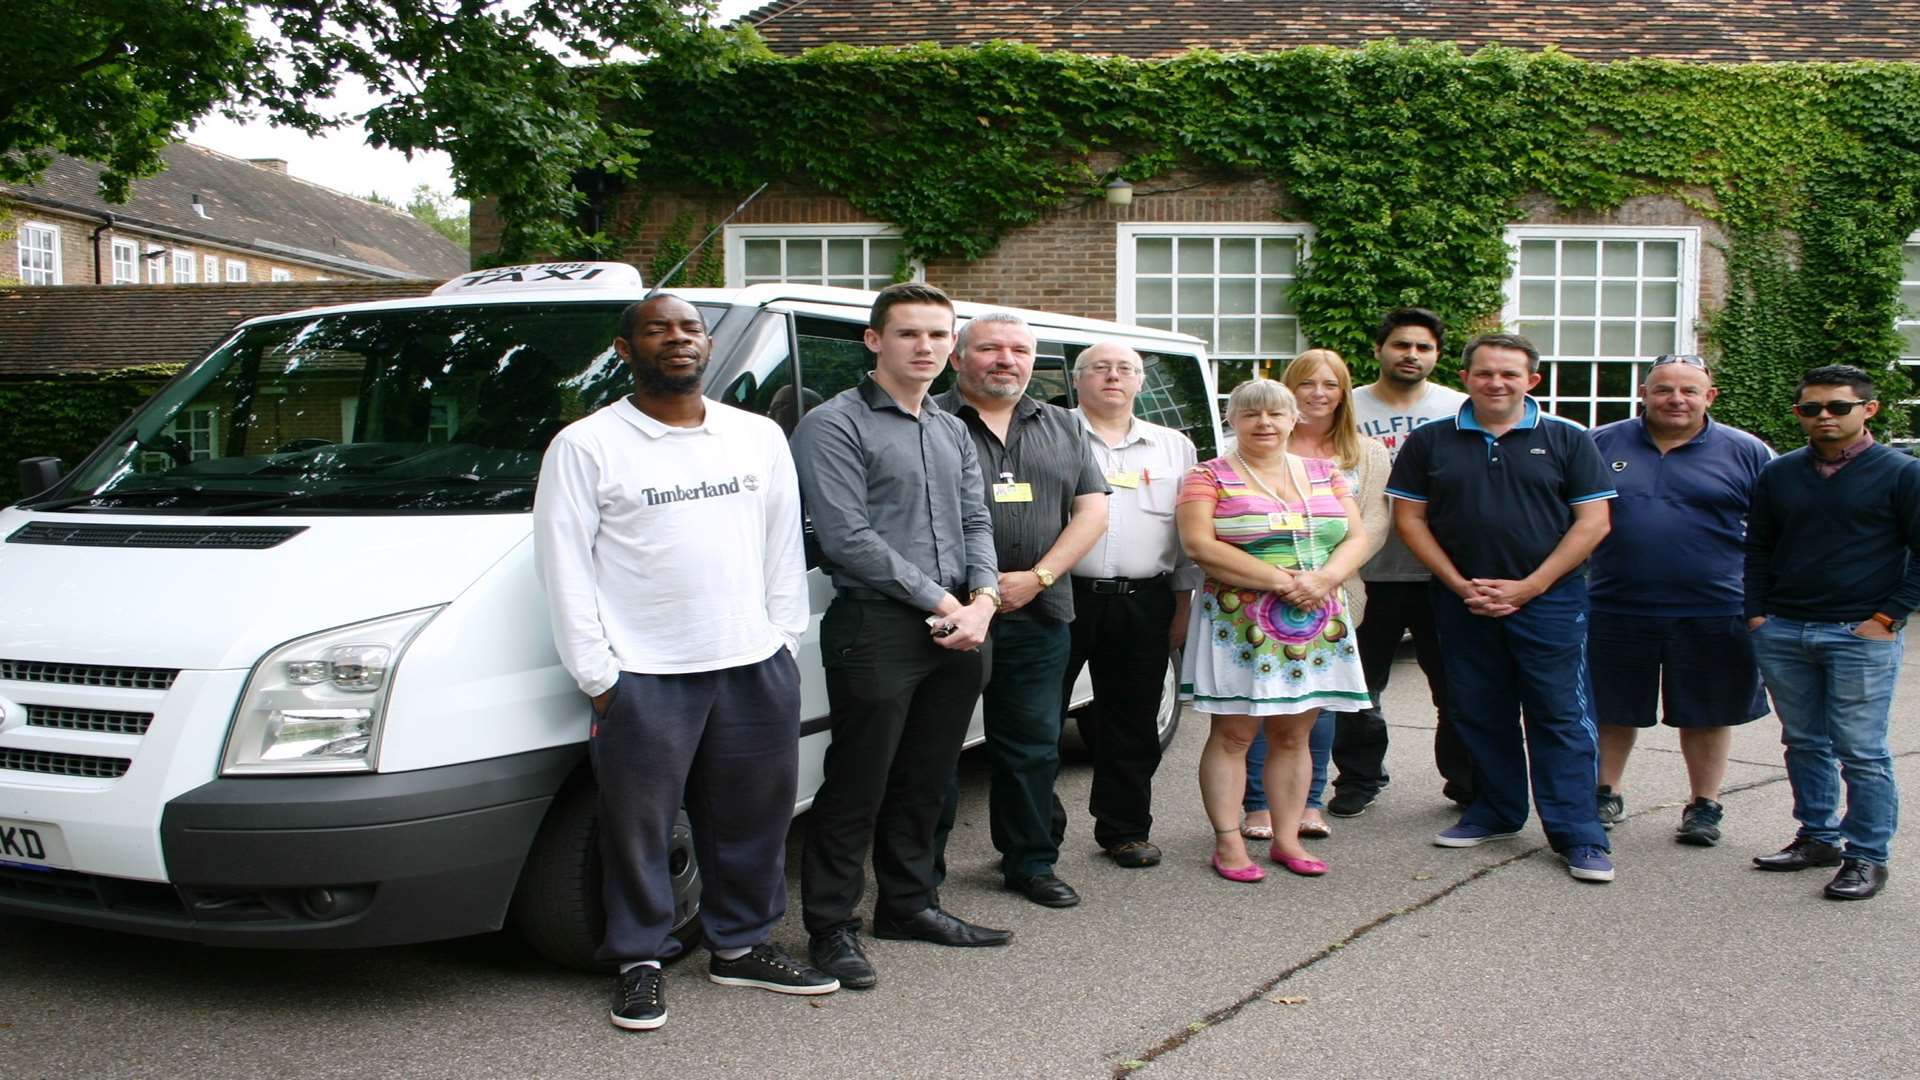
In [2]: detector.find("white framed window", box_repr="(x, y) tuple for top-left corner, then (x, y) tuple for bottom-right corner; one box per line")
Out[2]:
(270, 268), (293, 282)
(145, 245), (166, 283)
(1503, 225), (1700, 428)
(725, 224), (914, 290)
(1893, 232), (1920, 444)
(111, 238), (138, 284)
(225, 258), (247, 282)
(204, 254), (220, 283)
(17, 222), (60, 284)
(1116, 223), (1311, 401)
(173, 250), (196, 283)
(139, 406), (219, 471)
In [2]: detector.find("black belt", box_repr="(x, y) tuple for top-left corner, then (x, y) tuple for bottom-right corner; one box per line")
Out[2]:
(1073, 574), (1171, 596)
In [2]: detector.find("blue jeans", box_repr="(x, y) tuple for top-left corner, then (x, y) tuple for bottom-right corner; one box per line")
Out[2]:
(1243, 712), (1334, 813)
(1749, 617), (1903, 866)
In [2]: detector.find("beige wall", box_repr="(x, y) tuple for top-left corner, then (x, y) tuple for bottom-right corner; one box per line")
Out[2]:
(1, 206), (373, 286)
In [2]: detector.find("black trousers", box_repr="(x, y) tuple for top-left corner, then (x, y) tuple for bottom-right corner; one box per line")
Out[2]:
(1055, 578), (1177, 849)
(1334, 580), (1477, 801)
(801, 597), (988, 934)
(592, 649), (800, 964)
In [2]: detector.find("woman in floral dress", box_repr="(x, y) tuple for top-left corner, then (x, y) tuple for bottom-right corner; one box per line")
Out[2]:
(1178, 379), (1371, 880)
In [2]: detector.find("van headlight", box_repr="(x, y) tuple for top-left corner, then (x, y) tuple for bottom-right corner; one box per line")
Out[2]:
(222, 607), (443, 775)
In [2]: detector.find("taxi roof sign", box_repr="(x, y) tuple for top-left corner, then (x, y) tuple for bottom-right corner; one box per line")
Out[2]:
(432, 261), (642, 296)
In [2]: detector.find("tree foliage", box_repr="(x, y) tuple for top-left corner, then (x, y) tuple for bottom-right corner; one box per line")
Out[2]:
(0, 1), (762, 253)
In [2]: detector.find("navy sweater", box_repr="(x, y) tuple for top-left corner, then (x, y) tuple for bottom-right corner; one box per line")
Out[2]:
(1744, 443), (1920, 621)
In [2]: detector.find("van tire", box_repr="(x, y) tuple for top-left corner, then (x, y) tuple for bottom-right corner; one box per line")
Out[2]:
(509, 776), (704, 971)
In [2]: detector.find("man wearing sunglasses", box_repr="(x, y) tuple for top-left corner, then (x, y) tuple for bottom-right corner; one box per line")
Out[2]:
(1588, 355), (1772, 849)
(1745, 364), (1920, 901)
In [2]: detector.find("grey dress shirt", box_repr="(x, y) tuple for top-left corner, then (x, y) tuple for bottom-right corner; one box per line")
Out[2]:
(792, 375), (998, 612)
(933, 389), (1109, 623)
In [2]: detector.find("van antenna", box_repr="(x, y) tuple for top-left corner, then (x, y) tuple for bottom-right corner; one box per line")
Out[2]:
(644, 181), (771, 299)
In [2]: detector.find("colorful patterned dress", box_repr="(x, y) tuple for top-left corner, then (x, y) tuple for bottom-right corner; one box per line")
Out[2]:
(1177, 455), (1370, 716)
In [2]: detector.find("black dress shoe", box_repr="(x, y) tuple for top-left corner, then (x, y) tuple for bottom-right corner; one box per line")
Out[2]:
(1753, 837), (1846, 872)
(807, 926), (877, 990)
(1007, 873), (1080, 908)
(871, 906), (1013, 947)
(1824, 858), (1890, 901)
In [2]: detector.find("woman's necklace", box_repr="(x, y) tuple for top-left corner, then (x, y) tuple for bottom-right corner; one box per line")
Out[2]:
(1231, 450), (1318, 574)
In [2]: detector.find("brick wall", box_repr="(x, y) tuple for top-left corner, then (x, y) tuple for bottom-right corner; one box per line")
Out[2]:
(1, 207), (377, 286)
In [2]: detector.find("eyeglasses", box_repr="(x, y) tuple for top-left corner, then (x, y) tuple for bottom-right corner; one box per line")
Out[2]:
(1791, 400), (1874, 417)
(1082, 362), (1142, 377)
(1650, 354), (1709, 372)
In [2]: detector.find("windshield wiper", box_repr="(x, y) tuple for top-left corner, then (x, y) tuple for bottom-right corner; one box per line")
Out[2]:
(209, 474), (535, 514)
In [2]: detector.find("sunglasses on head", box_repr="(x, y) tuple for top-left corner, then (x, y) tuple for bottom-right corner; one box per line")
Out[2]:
(1791, 399), (1873, 417)
(1650, 354), (1710, 372)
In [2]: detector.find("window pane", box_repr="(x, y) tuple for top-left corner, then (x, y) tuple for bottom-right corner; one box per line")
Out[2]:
(1641, 321), (1677, 355)
(1261, 279), (1296, 315)
(1596, 401), (1633, 425)
(1642, 281), (1679, 318)
(1219, 278), (1256, 315)
(743, 239), (781, 279)
(1598, 362), (1633, 396)
(1177, 238), (1214, 274)
(1601, 282), (1637, 317)
(1519, 281), (1556, 316)
(1260, 318), (1295, 352)
(1261, 238), (1298, 274)
(1518, 321), (1556, 351)
(1901, 324), (1920, 357)
(1519, 240), (1555, 276)
(1600, 321), (1636, 356)
(1218, 318), (1256, 353)
(1559, 321), (1597, 357)
(1602, 242), (1639, 277)
(1643, 241), (1680, 277)
(1560, 280), (1596, 317)
(1136, 317), (1173, 332)
(787, 241), (822, 279)
(1220, 238), (1256, 274)
(1556, 360), (1593, 397)
(1176, 278), (1212, 314)
(1177, 318), (1214, 348)
(1562, 241), (1597, 277)
(827, 238), (864, 276)
(1902, 283), (1920, 316)
(1135, 278), (1173, 315)
(1137, 237), (1173, 274)
(827, 277), (865, 289)
(868, 239), (903, 278)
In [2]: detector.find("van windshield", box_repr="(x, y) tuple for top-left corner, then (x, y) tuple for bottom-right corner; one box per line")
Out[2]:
(41, 301), (718, 515)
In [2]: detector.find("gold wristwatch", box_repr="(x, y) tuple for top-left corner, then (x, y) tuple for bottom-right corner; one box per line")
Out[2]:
(971, 586), (1003, 609)
(1032, 567), (1056, 588)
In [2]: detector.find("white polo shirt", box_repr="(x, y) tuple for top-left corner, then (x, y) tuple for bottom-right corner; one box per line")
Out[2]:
(534, 396), (807, 695)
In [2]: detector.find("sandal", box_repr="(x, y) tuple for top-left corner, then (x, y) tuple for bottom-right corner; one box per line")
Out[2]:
(1298, 819), (1332, 839)
(1240, 820), (1275, 841)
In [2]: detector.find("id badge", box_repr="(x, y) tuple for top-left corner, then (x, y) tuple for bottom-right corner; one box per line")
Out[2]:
(1105, 469), (1141, 489)
(993, 482), (1034, 503)
(1267, 511), (1306, 531)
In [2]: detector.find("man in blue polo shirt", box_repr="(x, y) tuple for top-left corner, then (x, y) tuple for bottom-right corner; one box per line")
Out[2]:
(1387, 332), (1618, 882)
(1589, 355), (1772, 848)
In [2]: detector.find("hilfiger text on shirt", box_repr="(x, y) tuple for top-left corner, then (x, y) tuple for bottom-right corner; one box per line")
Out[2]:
(639, 474), (755, 506)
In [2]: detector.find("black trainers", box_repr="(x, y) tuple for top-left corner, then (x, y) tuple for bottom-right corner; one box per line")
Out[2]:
(1675, 797), (1723, 847)
(610, 965), (667, 1031)
(708, 942), (840, 995)
(1596, 786), (1625, 830)
(1326, 788), (1379, 818)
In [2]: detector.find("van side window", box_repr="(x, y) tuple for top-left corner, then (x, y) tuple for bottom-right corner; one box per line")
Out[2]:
(716, 311), (808, 436)
(1138, 350), (1218, 458)
(792, 314), (873, 404)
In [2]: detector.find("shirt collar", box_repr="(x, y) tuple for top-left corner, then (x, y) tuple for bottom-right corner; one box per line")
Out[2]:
(936, 388), (1040, 422)
(1457, 396), (1540, 433)
(1073, 407), (1150, 447)
(858, 373), (938, 417)
(615, 396), (712, 439)
(1634, 414), (1715, 449)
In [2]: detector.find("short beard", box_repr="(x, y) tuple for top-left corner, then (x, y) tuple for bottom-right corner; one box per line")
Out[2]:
(634, 358), (707, 397)
(960, 372), (1024, 400)
(1378, 365), (1427, 387)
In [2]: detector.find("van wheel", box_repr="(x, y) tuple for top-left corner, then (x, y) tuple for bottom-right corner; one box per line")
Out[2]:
(509, 776), (704, 971)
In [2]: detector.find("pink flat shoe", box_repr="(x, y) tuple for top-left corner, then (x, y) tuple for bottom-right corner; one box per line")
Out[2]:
(1269, 847), (1329, 876)
(1212, 853), (1266, 883)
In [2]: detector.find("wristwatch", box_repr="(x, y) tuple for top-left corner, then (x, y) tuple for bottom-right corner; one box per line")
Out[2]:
(1032, 567), (1057, 588)
(971, 586), (1003, 609)
(1871, 612), (1907, 632)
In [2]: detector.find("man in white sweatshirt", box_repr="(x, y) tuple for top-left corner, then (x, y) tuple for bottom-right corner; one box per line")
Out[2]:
(534, 294), (837, 1033)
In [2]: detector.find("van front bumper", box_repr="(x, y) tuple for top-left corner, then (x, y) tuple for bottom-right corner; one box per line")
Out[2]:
(0, 744), (582, 948)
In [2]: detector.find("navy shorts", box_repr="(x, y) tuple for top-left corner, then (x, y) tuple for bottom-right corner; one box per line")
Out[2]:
(1589, 612), (1769, 729)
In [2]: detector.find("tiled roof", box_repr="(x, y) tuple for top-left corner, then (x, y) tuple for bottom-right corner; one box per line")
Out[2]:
(734, 1), (1920, 63)
(0, 143), (469, 280)
(0, 282), (438, 377)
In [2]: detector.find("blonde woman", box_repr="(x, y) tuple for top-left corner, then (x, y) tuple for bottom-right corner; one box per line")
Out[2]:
(1242, 351), (1392, 841)
(1179, 379), (1370, 881)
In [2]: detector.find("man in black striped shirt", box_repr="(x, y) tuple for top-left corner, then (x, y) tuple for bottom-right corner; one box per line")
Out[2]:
(934, 312), (1109, 908)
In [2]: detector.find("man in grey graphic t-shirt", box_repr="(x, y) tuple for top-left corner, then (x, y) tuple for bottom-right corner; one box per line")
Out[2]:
(1328, 308), (1474, 817)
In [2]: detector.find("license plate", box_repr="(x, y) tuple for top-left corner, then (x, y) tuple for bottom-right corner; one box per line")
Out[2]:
(0, 819), (70, 871)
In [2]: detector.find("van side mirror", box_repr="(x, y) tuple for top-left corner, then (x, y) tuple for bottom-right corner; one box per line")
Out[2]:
(16, 457), (63, 501)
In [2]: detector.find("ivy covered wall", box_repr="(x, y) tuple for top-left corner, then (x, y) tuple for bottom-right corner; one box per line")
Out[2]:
(583, 42), (1920, 446)
(0, 368), (179, 503)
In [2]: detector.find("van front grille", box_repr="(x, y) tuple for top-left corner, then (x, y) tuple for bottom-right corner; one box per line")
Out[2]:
(24, 706), (154, 736)
(7, 522), (307, 550)
(0, 660), (176, 691)
(0, 749), (131, 779)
